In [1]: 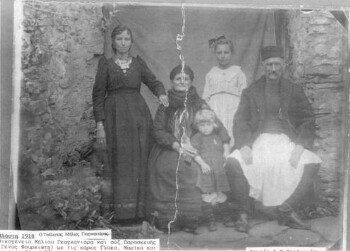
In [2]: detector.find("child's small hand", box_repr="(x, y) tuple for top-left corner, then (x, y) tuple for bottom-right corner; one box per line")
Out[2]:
(289, 144), (304, 168)
(201, 163), (212, 174)
(240, 146), (253, 165)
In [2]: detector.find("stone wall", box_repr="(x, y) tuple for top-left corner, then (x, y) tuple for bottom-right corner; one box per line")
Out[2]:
(287, 10), (347, 211)
(19, 2), (104, 229)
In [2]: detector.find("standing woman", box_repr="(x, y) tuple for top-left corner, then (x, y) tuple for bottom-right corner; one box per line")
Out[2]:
(92, 25), (168, 221)
(203, 35), (247, 149)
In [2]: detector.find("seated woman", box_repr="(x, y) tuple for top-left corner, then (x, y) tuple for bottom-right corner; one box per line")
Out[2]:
(147, 64), (230, 233)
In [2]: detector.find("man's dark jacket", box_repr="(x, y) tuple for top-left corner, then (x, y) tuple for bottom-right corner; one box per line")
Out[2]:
(233, 76), (316, 150)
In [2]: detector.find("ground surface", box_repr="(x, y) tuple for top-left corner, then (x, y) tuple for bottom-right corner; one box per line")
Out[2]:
(116, 214), (341, 250)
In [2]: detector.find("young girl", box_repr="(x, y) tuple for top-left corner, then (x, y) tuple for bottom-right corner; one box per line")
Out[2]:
(203, 35), (247, 148)
(191, 109), (231, 232)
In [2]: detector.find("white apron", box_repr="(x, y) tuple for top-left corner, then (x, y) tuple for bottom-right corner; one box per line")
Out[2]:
(229, 133), (322, 206)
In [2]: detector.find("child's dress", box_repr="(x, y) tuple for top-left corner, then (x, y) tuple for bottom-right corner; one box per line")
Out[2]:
(191, 132), (230, 195)
(203, 65), (247, 147)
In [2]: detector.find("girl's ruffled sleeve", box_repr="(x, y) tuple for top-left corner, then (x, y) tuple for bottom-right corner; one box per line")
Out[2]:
(202, 71), (212, 101)
(238, 69), (247, 95)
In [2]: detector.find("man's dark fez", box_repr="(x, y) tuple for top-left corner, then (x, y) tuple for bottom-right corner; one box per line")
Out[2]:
(260, 46), (284, 61)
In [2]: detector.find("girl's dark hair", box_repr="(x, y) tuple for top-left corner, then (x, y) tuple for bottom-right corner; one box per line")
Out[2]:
(169, 64), (194, 82)
(111, 25), (133, 53)
(214, 37), (234, 53)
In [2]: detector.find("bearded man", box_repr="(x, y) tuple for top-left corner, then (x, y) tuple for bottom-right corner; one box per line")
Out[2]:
(225, 46), (321, 232)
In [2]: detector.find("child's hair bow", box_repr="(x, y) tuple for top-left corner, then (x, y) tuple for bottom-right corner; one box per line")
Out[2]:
(208, 34), (226, 48)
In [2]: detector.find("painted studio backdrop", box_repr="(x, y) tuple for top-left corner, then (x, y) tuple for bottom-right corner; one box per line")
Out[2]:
(17, 1), (346, 247)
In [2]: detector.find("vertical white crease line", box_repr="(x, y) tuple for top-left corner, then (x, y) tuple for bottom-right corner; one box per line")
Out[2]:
(342, 12), (350, 251)
(12, 0), (23, 205)
(343, 162), (348, 251)
(272, 10), (276, 46)
(167, 3), (186, 249)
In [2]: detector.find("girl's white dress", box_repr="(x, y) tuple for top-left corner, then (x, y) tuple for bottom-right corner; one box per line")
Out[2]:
(203, 65), (247, 147)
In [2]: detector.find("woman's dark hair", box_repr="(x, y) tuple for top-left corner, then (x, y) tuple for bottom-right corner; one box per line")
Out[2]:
(169, 64), (194, 82)
(111, 25), (133, 53)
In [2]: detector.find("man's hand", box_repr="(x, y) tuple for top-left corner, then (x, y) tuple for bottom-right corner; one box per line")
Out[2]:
(240, 146), (253, 165)
(289, 144), (304, 168)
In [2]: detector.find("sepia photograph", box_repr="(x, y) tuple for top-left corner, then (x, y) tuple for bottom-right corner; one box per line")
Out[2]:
(0, 0), (349, 250)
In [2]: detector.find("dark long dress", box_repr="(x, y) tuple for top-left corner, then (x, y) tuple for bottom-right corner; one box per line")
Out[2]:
(148, 86), (230, 226)
(92, 56), (166, 219)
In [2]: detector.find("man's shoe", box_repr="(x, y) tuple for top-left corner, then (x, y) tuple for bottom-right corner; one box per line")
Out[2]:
(277, 205), (310, 230)
(234, 213), (249, 233)
(285, 211), (310, 229)
(234, 220), (249, 233)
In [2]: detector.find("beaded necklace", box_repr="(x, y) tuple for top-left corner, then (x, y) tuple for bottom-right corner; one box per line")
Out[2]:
(114, 56), (132, 73)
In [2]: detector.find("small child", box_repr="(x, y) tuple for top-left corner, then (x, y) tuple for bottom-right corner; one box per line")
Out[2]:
(191, 109), (231, 232)
(202, 35), (247, 148)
